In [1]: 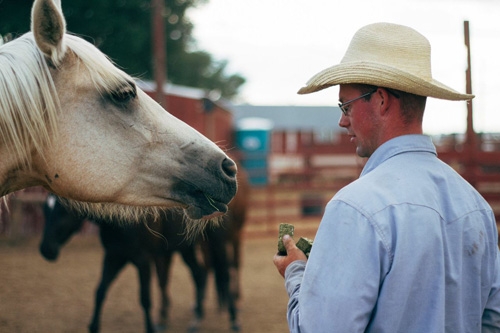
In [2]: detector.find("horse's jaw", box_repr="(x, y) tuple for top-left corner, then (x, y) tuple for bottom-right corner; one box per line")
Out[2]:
(0, 158), (47, 197)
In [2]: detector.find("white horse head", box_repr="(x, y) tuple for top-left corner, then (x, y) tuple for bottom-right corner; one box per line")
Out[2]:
(0, 0), (237, 221)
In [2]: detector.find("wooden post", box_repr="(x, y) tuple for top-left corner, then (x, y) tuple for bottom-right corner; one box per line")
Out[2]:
(463, 20), (477, 187)
(151, 0), (167, 108)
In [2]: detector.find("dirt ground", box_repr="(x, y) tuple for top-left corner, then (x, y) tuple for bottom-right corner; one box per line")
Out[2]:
(0, 234), (292, 333)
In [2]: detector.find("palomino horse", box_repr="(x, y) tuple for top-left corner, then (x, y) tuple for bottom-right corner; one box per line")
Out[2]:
(40, 166), (249, 332)
(0, 0), (237, 222)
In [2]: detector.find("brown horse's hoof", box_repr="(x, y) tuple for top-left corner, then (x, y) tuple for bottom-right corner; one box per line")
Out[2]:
(187, 318), (201, 333)
(155, 323), (167, 332)
(231, 321), (241, 332)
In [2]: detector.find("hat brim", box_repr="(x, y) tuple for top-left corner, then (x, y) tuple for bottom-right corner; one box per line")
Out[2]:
(297, 62), (474, 101)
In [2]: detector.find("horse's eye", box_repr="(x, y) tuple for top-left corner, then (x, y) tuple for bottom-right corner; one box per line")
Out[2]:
(110, 83), (137, 105)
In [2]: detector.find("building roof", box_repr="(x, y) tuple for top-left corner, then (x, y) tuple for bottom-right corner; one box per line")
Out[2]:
(136, 81), (343, 134)
(136, 80), (235, 112)
(137, 80), (208, 100)
(231, 105), (343, 133)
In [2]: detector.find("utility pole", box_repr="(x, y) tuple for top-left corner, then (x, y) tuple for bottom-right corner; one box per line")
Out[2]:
(151, 0), (167, 108)
(464, 20), (477, 186)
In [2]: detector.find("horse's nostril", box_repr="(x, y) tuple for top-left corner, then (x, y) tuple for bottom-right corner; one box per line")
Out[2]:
(222, 158), (237, 178)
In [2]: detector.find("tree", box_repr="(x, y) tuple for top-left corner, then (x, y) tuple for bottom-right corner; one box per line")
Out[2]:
(0, 0), (245, 99)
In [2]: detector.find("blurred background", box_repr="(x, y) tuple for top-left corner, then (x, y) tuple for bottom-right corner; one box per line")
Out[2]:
(1, 0), (499, 332)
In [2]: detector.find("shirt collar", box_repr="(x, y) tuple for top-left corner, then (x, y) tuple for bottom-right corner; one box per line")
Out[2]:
(360, 134), (437, 177)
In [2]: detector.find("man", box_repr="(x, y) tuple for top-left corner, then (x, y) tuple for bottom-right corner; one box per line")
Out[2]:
(273, 22), (500, 332)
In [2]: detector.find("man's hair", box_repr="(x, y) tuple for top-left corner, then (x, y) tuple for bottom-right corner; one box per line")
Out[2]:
(354, 84), (427, 124)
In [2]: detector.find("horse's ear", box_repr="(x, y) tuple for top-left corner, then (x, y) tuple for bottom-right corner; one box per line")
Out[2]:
(31, 0), (67, 65)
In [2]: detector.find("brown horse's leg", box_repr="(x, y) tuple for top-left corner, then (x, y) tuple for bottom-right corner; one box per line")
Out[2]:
(227, 235), (241, 332)
(179, 244), (208, 322)
(230, 229), (242, 301)
(154, 253), (173, 329)
(205, 224), (241, 332)
(133, 255), (154, 333)
(89, 254), (127, 333)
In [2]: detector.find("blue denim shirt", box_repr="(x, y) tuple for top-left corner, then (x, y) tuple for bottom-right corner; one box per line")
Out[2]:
(284, 135), (500, 333)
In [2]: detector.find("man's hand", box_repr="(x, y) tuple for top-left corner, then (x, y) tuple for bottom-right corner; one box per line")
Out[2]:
(273, 234), (308, 278)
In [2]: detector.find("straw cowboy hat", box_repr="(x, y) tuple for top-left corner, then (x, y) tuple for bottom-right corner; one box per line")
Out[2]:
(298, 22), (474, 101)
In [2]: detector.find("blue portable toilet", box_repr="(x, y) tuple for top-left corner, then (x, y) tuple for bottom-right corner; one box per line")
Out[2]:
(235, 118), (273, 185)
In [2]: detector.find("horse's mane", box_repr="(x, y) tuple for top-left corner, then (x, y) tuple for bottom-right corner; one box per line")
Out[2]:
(0, 32), (133, 170)
(0, 33), (58, 169)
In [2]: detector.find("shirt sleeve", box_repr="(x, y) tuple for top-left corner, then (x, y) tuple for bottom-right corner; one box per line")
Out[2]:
(482, 249), (500, 332)
(283, 199), (391, 333)
(285, 260), (307, 331)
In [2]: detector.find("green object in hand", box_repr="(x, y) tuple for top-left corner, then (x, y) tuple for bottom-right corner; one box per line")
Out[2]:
(296, 237), (314, 258)
(278, 223), (294, 255)
(277, 223), (314, 257)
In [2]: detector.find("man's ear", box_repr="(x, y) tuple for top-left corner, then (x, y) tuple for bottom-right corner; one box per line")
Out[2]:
(376, 88), (393, 116)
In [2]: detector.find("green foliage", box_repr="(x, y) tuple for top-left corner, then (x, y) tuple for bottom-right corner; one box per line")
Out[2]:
(0, 0), (245, 99)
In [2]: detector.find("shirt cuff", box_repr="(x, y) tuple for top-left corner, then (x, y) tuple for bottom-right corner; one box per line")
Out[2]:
(285, 260), (307, 296)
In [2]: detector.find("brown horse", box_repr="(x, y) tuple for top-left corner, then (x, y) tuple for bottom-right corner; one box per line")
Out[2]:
(198, 165), (250, 331)
(1, 0), (237, 223)
(40, 197), (205, 333)
(39, 170), (249, 332)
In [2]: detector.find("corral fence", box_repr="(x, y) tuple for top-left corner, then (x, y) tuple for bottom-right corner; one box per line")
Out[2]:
(1, 162), (499, 242)
(242, 152), (500, 240)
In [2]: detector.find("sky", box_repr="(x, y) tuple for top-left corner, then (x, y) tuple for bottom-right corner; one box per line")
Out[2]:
(188, 0), (500, 135)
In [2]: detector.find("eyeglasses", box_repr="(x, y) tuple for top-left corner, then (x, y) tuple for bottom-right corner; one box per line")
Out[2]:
(338, 89), (377, 116)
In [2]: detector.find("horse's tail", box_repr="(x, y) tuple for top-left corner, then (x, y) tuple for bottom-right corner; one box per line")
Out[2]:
(206, 226), (231, 309)
(214, 255), (230, 309)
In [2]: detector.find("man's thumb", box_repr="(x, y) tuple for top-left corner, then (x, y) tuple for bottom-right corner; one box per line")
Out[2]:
(283, 234), (295, 249)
